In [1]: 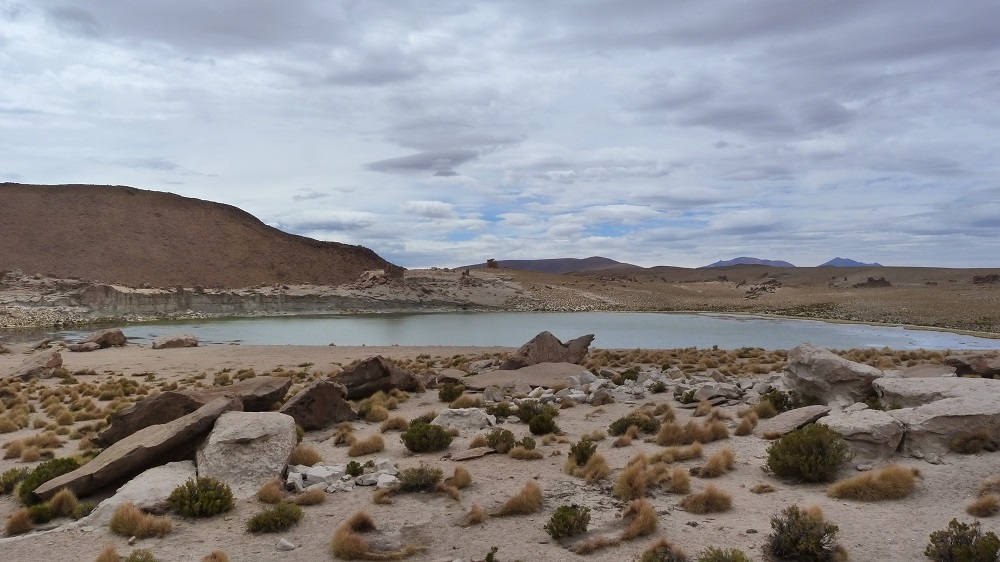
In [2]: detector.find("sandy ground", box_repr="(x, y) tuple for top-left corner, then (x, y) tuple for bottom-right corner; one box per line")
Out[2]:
(1, 345), (999, 562)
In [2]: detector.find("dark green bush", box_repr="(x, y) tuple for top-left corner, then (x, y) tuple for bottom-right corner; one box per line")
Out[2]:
(544, 504), (590, 539)
(925, 518), (1000, 562)
(515, 400), (558, 424)
(766, 505), (842, 561)
(620, 367), (640, 381)
(28, 504), (53, 524)
(680, 389), (697, 404)
(17, 457), (81, 505)
(520, 436), (536, 450)
(397, 463), (443, 492)
(485, 428), (517, 453)
(167, 477), (234, 518)
(761, 390), (797, 413)
(695, 547), (752, 562)
(438, 383), (465, 403)
(765, 424), (851, 483)
(651, 381), (668, 394)
(485, 402), (513, 420)
(345, 460), (364, 477)
(608, 414), (660, 436)
(246, 502), (303, 533)
(528, 413), (558, 435)
(568, 439), (597, 466)
(1, 467), (28, 494)
(400, 421), (453, 453)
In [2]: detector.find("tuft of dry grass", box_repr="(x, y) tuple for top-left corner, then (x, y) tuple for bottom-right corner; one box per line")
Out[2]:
(573, 535), (618, 555)
(331, 511), (426, 560)
(109, 501), (173, 538)
(448, 466), (473, 489)
(826, 464), (919, 501)
(201, 551), (230, 562)
(450, 394), (482, 409)
(692, 400), (713, 417)
(967, 494), (1000, 517)
(753, 400), (778, 419)
(462, 504), (485, 527)
(372, 487), (395, 505)
(331, 423), (357, 446)
(47, 487), (81, 518)
(751, 482), (776, 494)
(380, 416), (409, 433)
(620, 498), (658, 540)
(435, 482), (462, 501)
(493, 481), (543, 516)
(734, 412), (758, 436)
(5, 508), (33, 535)
(257, 478), (285, 504)
(348, 434), (385, 457)
(978, 475), (1000, 497)
(365, 405), (390, 423)
(288, 443), (323, 466)
(291, 488), (326, 506)
(509, 446), (544, 460)
(653, 442), (703, 463)
(613, 459), (647, 501)
(698, 447), (736, 478)
(680, 484), (733, 514)
(581, 429), (607, 441)
(95, 546), (119, 562)
(656, 419), (728, 446)
(468, 434), (488, 448)
(636, 538), (687, 562)
(663, 466), (691, 494)
(582, 453), (611, 484)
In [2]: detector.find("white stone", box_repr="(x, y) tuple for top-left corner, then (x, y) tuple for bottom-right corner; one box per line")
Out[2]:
(196, 411), (297, 499)
(376, 473), (400, 488)
(276, 538), (296, 551)
(431, 408), (496, 431)
(73, 461), (196, 527)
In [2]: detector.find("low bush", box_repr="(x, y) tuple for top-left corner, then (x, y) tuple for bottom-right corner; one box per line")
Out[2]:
(485, 428), (517, 454)
(1, 467), (28, 494)
(568, 439), (597, 467)
(609, 414), (660, 436)
(16, 456), (81, 505)
(528, 413), (558, 435)
(484, 401), (513, 420)
(246, 502), (303, 533)
(400, 422), (452, 453)
(765, 424), (851, 483)
(397, 463), (443, 492)
(544, 504), (590, 539)
(925, 518), (1000, 562)
(766, 505), (845, 561)
(438, 383), (465, 403)
(695, 547), (752, 562)
(28, 504), (53, 524)
(826, 464), (918, 501)
(636, 538), (688, 562)
(514, 400), (557, 424)
(345, 460), (364, 477)
(168, 477), (234, 518)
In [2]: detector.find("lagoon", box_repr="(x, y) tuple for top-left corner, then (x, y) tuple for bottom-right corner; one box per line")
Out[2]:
(32, 312), (1000, 350)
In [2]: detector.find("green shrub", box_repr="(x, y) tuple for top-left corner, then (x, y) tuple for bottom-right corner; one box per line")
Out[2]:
(528, 413), (558, 435)
(515, 400), (558, 424)
(925, 518), (1000, 562)
(609, 414), (660, 436)
(761, 390), (797, 413)
(400, 421), (453, 453)
(397, 463), (444, 492)
(345, 460), (364, 477)
(246, 502), (303, 533)
(168, 477), (234, 518)
(438, 383), (465, 403)
(681, 389), (697, 404)
(485, 428), (517, 453)
(766, 505), (842, 561)
(695, 547), (752, 562)
(651, 381), (668, 394)
(520, 436), (536, 450)
(485, 402), (513, 420)
(765, 424), (851, 483)
(28, 503), (53, 524)
(568, 439), (597, 466)
(1, 467), (28, 494)
(544, 504), (590, 539)
(17, 457), (81, 505)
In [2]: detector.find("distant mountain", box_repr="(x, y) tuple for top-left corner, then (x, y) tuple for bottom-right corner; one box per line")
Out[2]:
(462, 256), (636, 274)
(701, 257), (796, 268)
(819, 257), (883, 267)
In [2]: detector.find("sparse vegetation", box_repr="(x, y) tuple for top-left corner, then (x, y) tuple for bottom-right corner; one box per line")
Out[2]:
(109, 501), (173, 538)
(493, 481), (543, 516)
(544, 504), (591, 539)
(246, 502), (303, 533)
(397, 463), (443, 492)
(695, 547), (752, 562)
(766, 505), (846, 562)
(925, 518), (1000, 562)
(766, 424), (851, 483)
(438, 383), (465, 403)
(485, 428), (517, 453)
(168, 477), (234, 518)
(827, 464), (919, 501)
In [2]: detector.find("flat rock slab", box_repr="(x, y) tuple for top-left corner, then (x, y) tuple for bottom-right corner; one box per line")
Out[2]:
(181, 375), (291, 411)
(80, 328), (127, 348)
(464, 362), (591, 391)
(784, 343), (882, 406)
(451, 447), (497, 461)
(888, 392), (1000, 458)
(754, 405), (831, 438)
(152, 333), (199, 349)
(33, 396), (240, 501)
(331, 355), (420, 400)
(875, 376), (1000, 408)
(898, 364), (956, 378)
(74, 461), (197, 527)
(431, 408), (495, 431)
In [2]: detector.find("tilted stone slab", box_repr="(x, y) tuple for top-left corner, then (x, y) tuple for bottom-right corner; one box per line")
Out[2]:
(33, 396), (240, 501)
(331, 355), (420, 400)
(279, 379), (356, 430)
(465, 362), (591, 391)
(754, 405), (831, 438)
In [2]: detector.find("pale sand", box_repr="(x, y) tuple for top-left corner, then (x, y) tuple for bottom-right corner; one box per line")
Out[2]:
(0, 345), (996, 561)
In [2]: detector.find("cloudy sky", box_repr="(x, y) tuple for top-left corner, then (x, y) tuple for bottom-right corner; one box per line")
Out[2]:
(3, 1), (999, 268)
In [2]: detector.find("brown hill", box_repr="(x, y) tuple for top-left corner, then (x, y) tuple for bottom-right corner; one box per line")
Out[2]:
(0, 183), (402, 288)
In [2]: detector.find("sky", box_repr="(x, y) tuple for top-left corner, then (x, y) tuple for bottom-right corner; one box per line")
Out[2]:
(2, 1), (999, 269)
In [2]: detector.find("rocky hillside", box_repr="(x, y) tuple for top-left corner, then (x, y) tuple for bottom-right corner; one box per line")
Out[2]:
(0, 184), (402, 288)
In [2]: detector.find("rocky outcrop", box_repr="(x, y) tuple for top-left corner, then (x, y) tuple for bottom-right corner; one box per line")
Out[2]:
(819, 408), (904, 462)
(500, 331), (595, 370)
(431, 408), (496, 431)
(872, 377), (993, 409)
(79, 328), (127, 348)
(152, 333), (199, 349)
(754, 405), (831, 438)
(332, 355), (420, 400)
(279, 380), (356, 430)
(94, 376), (291, 446)
(196, 411), (297, 499)
(33, 396), (240, 501)
(944, 352), (1000, 377)
(783, 343), (882, 406)
(7, 350), (62, 380)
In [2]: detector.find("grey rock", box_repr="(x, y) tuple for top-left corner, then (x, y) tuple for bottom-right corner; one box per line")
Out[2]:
(73, 461), (196, 527)
(67, 342), (101, 352)
(482, 385), (505, 402)
(754, 405), (831, 438)
(784, 343), (882, 406)
(376, 474), (399, 488)
(152, 333), (199, 349)
(80, 328), (127, 348)
(197, 411), (298, 499)
(431, 408), (496, 431)
(355, 473), (378, 486)
(591, 388), (615, 406)
(8, 350), (62, 380)
(500, 331), (594, 370)
(279, 379), (356, 430)
(276, 538), (296, 551)
(819, 409), (904, 462)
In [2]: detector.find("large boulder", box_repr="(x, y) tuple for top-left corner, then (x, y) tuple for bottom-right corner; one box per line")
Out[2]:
(196, 411), (298, 499)
(94, 376), (291, 447)
(431, 408), (496, 431)
(152, 333), (199, 349)
(819, 408), (904, 462)
(754, 405), (831, 438)
(872, 376), (995, 409)
(331, 355), (420, 400)
(943, 352), (1000, 377)
(74, 461), (197, 526)
(80, 328), (127, 348)
(33, 396), (240, 501)
(279, 379), (357, 430)
(7, 350), (62, 380)
(783, 343), (882, 406)
(500, 331), (595, 370)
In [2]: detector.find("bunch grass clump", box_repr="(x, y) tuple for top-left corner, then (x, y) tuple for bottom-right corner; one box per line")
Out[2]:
(766, 505), (846, 561)
(509, 445), (543, 460)
(168, 477), (234, 518)
(765, 424), (851, 483)
(967, 474), (1000, 517)
(348, 434), (385, 457)
(656, 420), (728, 446)
(697, 448), (736, 478)
(330, 511), (426, 560)
(256, 478), (285, 504)
(493, 481), (543, 516)
(826, 464), (919, 501)
(680, 485), (732, 514)
(109, 502), (173, 538)
(636, 538), (688, 562)
(695, 546), (752, 562)
(925, 518), (1000, 562)
(287, 443), (323, 466)
(620, 498), (658, 540)
(46, 487), (81, 518)
(246, 502), (303, 533)
(291, 488), (326, 506)
(380, 416), (409, 433)
(397, 463), (443, 492)
(5, 507), (33, 535)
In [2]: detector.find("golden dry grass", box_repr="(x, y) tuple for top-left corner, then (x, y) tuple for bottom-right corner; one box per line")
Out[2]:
(652, 442), (703, 463)
(331, 423), (357, 446)
(5, 508), (33, 535)
(288, 443), (323, 466)
(613, 459), (647, 501)
(582, 453), (610, 484)
(967, 494), (1000, 517)
(201, 551), (230, 562)
(95, 546), (119, 562)
(655, 419), (728, 446)
(372, 487), (394, 505)
(462, 504), (485, 526)
(257, 478), (285, 504)
(826, 464), (919, 501)
(330, 511), (426, 561)
(680, 484), (733, 514)
(751, 482), (777, 494)
(468, 434), (488, 448)
(692, 400), (713, 417)
(752, 400), (778, 419)
(291, 488), (326, 506)
(508, 446), (543, 460)
(109, 501), (173, 538)
(636, 538), (687, 562)
(734, 412), (758, 436)
(348, 434), (386, 457)
(365, 405), (390, 422)
(620, 498), (658, 540)
(493, 481), (543, 516)
(979, 475), (1000, 497)
(698, 447), (736, 478)
(581, 429), (607, 441)
(47, 487), (81, 518)
(450, 394), (482, 409)
(450, 466), (473, 489)
(663, 466), (691, 494)
(380, 416), (409, 433)
(573, 535), (618, 555)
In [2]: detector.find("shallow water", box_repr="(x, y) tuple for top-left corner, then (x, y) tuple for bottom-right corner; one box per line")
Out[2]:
(14, 312), (1000, 350)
